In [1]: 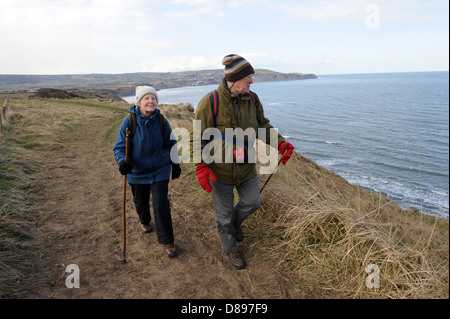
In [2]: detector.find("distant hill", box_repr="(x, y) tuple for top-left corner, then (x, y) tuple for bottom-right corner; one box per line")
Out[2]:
(0, 69), (317, 95)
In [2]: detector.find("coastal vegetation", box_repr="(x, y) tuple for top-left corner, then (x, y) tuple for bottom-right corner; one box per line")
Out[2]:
(0, 93), (448, 299)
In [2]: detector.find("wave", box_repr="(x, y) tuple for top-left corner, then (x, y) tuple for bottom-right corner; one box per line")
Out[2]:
(368, 160), (449, 178)
(325, 141), (341, 145)
(431, 190), (449, 197)
(266, 102), (297, 106)
(341, 171), (449, 218)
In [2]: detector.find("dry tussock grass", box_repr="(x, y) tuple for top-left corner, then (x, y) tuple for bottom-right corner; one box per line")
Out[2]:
(0, 96), (128, 298)
(249, 144), (449, 298)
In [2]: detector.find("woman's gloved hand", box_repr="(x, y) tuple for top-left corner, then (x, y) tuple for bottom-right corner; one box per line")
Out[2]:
(171, 163), (181, 180)
(119, 160), (133, 175)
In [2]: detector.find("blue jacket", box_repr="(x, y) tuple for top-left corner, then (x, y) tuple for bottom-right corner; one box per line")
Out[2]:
(113, 106), (178, 184)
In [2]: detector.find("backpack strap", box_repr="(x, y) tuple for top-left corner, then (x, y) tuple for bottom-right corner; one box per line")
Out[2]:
(249, 91), (256, 105)
(127, 111), (167, 142)
(249, 90), (262, 124)
(210, 90), (219, 127)
(210, 90), (258, 128)
(127, 113), (137, 137)
(158, 112), (166, 136)
(158, 113), (169, 149)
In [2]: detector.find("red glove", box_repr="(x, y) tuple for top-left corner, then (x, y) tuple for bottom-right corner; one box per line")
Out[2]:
(195, 164), (217, 193)
(278, 141), (294, 165)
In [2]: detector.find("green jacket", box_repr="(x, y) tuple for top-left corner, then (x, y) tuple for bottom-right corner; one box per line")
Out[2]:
(194, 79), (284, 185)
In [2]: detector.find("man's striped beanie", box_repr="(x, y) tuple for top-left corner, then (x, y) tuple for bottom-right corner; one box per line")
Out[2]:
(222, 54), (255, 82)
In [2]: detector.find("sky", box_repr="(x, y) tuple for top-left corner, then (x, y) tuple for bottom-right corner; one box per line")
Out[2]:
(0, 0), (448, 75)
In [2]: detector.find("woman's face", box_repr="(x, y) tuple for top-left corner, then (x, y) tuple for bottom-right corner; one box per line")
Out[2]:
(138, 93), (157, 116)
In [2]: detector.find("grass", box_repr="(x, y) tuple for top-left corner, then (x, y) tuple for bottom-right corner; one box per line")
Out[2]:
(0, 95), (129, 298)
(0, 152), (39, 298)
(246, 145), (449, 298)
(0, 94), (448, 299)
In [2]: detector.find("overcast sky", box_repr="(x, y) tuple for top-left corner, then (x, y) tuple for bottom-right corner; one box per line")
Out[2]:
(0, 0), (448, 75)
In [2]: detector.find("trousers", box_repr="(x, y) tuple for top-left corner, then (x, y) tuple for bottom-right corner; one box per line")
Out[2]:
(210, 175), (261, 253)
(130, 180), (174, 245)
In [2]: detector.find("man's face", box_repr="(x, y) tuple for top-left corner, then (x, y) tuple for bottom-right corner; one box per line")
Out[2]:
(231, 74), (254, 94)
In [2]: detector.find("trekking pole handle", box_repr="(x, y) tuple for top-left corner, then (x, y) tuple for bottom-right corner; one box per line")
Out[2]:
(125, 128), (130, 163)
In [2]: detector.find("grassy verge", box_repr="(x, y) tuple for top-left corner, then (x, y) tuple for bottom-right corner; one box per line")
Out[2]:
(0, 95), (127, 298)
(247, 147), (449, 298)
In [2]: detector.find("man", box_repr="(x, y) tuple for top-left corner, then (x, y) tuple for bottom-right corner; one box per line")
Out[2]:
(194, 54), (294, 269)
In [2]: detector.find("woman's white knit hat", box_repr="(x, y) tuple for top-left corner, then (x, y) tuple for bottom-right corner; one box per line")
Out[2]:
(135, 86), (158, 106)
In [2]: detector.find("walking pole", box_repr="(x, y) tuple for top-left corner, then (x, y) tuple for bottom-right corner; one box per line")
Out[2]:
(260, 149), (288, 194)
(122, 128), (130, 264)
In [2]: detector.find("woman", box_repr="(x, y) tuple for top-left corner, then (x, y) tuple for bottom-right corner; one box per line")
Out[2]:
(113, 86), (181, 258)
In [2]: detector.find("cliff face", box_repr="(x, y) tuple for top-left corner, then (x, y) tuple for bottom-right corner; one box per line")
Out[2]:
(254, 69), (317, 82)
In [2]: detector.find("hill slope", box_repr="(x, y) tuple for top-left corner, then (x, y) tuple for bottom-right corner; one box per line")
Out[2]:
(0, 69), (317, 95)
(0, 95), (448, 300)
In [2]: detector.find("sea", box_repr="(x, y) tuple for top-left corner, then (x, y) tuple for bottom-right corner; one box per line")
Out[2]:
(123, 71), (449, 218)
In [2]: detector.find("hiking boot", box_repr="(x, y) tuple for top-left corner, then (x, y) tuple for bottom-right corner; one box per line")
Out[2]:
(164, 243), (177, 258)
(227, 251), (245, 269)
(141, 222), (156, 233)
(236, 227), (244, 242)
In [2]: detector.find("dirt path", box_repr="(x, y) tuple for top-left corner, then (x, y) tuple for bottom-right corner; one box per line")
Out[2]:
(21, 100), (297, 299)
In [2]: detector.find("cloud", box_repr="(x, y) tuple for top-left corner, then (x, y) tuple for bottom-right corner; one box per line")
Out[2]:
(142, 55), (222, 72)
(227, 0), (266, 8)
(379, 0), (449, 24)
(162, 0), (266, 18)
(0, 0), (163, 74)
(164, 0), (225, 18)
(0, 0), (155, 33)
(241, 53), (335, 73)
(0, 0), (447, 74)
(276, 0), (449, 23)
(277, 0), (370, 22)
